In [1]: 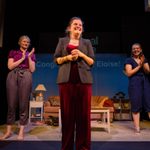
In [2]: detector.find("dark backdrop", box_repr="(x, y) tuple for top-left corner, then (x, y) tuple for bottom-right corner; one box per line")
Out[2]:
(2, 0), (150, 54)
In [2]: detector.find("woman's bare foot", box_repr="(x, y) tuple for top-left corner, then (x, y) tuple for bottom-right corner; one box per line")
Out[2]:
(17, 125), (24, 140)
(0, 125), (13, 140)
(134, 127), (140, 134)
(17, 134), (24, 140)
(0, 132), (12, 140)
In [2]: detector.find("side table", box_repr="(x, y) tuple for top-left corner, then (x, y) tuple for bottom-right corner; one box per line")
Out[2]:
(29, 101), (44, 123)
(91, 108), (110, 133)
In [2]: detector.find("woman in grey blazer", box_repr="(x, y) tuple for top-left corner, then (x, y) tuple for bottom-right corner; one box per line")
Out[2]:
(54, 17), (95, 150)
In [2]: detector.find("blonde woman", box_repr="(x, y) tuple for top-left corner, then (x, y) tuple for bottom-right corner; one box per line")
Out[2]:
(0, 35), (36, 140)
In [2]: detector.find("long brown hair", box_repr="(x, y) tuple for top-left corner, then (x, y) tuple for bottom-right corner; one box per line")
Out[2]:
(65, 16), (84, 36)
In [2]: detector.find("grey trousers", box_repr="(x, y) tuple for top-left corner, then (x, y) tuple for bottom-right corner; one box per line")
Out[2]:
(6, 68), (32, 125)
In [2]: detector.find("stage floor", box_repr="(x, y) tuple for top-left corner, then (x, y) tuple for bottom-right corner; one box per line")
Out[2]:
(0, 120), (150, 141)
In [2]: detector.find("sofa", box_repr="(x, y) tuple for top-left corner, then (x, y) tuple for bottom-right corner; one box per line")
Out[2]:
(43, 96), (114, 124)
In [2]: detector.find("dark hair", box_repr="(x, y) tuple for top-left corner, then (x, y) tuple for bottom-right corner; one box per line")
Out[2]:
(131, 43), (143, 57)
(131, 43), (142, 49)
(65, 16), (84, 35)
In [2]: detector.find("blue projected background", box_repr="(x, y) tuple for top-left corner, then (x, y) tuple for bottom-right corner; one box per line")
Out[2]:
(32, 53), (129, 100)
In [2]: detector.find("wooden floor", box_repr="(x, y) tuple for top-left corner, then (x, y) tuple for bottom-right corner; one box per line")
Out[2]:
(1, 121), (150, 150)
(0, 120), (150, 141)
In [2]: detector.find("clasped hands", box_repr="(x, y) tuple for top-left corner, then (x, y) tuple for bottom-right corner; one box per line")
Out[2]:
(138, 54), (145, 67)
(67, 49), (83, 61)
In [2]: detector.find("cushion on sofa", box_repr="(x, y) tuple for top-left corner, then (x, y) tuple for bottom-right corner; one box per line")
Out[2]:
(48, 96), (60, 106)
(103, 99), (114, 107)
(91, 96), (109, 109)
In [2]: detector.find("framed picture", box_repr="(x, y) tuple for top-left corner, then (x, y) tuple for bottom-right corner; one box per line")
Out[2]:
(145, 0), (150, 12)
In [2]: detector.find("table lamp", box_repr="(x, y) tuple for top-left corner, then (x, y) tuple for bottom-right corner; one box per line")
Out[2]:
(35, 84), (47, 101)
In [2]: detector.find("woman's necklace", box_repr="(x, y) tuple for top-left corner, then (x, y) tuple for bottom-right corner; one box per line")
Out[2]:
(69, 39), (79, 46)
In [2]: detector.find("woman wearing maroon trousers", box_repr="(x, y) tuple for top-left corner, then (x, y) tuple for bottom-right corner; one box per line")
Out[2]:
(0, 35), (36, 140)
(54, 17), (95, 150)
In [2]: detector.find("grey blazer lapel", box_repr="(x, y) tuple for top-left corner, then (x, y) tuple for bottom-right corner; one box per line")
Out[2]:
(63, 37), (70, 51)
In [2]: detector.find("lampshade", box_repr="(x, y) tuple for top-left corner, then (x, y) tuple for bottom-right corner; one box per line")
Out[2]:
(35, 84), (47, 91)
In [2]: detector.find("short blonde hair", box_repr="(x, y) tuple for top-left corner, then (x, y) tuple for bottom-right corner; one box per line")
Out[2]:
(18, 35), (31, 45)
